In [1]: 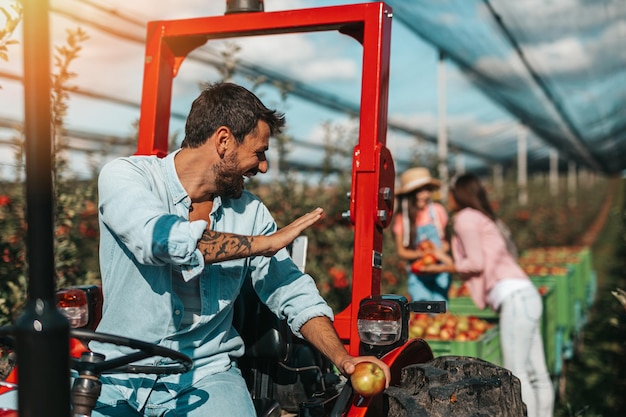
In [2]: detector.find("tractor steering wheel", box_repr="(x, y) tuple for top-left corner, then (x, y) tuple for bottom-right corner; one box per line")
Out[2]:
(70, 328), (193, 375)
(0, 326), (193, 377)
(0, 326), (193, 416)
(68, 329), (193, 416)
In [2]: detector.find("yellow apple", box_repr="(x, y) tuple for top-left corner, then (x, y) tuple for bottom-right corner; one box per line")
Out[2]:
(350, 361), (386, 397)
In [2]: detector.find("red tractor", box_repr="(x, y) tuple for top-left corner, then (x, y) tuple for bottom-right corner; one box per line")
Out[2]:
(0, 2), (523, 416)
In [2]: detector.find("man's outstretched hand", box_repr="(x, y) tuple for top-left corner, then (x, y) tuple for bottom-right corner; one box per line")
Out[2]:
(257, 207), (324, 257)
(198, 207), (324, 263)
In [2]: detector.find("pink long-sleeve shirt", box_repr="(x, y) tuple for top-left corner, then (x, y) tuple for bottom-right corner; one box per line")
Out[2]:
(451, 207), (529, 309)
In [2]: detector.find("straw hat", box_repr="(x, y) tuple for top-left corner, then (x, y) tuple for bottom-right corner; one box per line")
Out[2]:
(396, 167), (441, 195)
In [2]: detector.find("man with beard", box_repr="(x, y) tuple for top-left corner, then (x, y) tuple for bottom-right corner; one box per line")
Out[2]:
(92, 82), (390, 417)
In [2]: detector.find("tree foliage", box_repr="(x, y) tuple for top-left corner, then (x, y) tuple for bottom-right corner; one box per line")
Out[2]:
(0, 26), (98, 325)
(0, 1), (21, 65)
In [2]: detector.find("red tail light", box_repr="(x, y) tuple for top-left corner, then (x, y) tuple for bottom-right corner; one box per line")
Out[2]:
(357, 298), (403, 346)
(56, 288), (89, 328)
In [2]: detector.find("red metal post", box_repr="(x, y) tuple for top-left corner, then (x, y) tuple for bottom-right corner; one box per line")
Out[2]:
(333, 4), (394, 355)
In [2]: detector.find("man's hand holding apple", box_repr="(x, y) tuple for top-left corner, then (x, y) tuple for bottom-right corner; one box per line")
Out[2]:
(341, 356), (391, 397)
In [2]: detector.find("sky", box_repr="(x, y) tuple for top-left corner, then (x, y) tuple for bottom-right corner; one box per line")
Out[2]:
(0, 0), (527, 181)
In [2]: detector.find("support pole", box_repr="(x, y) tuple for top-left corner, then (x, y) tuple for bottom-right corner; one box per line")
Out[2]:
(437, 50), (449, 200)
(568, 160), (576, 207)
(549, 149), (558, 197)
(517, 124), (528, 206)
(455, 154), (465, 176)
(16, 1), (71, 416)
(493, 163), (503, 199)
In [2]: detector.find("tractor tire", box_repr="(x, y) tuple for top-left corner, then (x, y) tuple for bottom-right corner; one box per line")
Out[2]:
(381, 355), (526, 417)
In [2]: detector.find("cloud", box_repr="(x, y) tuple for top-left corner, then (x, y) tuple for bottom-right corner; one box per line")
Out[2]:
(480, 0), (625, 77)
(291, 57), (357, 82)
(492, 0), (626, 38)
(389, 112), (439, 133)
(231, 29), (359, 83)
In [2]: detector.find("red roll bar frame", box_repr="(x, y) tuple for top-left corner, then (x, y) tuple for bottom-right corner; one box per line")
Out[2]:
(136, 2), (395, 356)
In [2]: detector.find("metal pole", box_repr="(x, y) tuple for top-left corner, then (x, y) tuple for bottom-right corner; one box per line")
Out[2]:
(517, 124), (528, 206)
(437, 50), (449, 200)
(493, 163), (503, 199)
(568, 160), (576, 207)
(16, 1), (71, 416)
(549, 149), (558, 197)
(455, 154), (465, 175)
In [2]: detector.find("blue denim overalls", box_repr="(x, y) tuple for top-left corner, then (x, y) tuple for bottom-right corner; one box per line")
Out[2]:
(406, 203), (450, 301)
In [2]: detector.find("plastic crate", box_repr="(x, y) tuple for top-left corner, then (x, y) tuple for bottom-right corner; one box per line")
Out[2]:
(578, 248), (594, 307)
(447, 296), (498, 319)
(569, 258), (588, 313)
(426, 324), (502, 366)
(449, 283), (560, 377)
(537, 283), (560, 376)
(527, 246), (592, 312)
(586, 270), (597, 307)
(530, 272), (577, 343)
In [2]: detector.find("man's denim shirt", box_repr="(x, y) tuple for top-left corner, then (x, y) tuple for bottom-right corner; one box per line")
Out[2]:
(96, 150), (333, 400)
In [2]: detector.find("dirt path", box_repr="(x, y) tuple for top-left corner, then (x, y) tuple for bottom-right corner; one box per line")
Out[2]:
(576, 176), (618, 247)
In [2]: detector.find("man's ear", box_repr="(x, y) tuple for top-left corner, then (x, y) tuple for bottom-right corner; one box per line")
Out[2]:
(214, 126), (232, 158)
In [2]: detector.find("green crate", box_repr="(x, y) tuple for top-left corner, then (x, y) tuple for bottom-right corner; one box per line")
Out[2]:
(447, 296), (498, 319)
(578, 248), (593, 287)
(569, 258), (588, 312)
(586, 270), (597, 307)
(578, 248), (595, 309)
(427, 325), (502, 366)
(449, 284), (560, 376)
(572, 248), (595, 329)
(531, 272), (577, 343)
(536, 283), (559, 376)
(520, 246), (592, 312)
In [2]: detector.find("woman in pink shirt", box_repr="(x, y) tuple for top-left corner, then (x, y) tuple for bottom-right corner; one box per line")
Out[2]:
(421, 173), (554, 417)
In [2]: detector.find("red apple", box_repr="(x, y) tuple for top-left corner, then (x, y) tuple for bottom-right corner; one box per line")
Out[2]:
(456, 317), (470, 333)
(410, 259), (425, 273)
(466, 329), (480, 340)
(409, 324), (425, 338)
(422, 253), (437, 265)
(350, 361), (386, 397)
(471, 319), (488, 333)
(412, 313), (428, 321)
(417, 240), (435, 252)
(425, 323), (441, 338)
(455, 332), (469, 341)
(439, 327), (454, 340)
(444, 315), (458, 329)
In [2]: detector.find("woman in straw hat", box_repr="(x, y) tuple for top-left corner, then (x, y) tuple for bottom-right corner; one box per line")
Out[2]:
(391, 167), (453, 302)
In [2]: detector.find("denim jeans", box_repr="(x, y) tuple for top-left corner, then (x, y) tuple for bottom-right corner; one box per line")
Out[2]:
(93, 366), (255, 417)
(0, 367), (256, 416)
(499, 285), (554, 417)
(407, 271), (451, 302)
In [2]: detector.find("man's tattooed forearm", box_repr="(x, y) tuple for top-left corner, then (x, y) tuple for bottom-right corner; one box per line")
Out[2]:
(199, 230), (255, 261)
